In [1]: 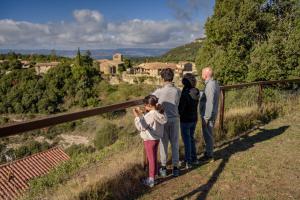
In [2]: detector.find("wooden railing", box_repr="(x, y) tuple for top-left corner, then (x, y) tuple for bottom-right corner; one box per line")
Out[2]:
(0, 79), (299, 137)
(218, 79), (300, 131)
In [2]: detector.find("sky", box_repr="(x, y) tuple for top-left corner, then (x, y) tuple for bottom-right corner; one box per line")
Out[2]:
(0, 0), (215, 50)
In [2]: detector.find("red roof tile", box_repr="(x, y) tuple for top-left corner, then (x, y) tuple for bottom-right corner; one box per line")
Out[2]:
(0, 147), (69, 200)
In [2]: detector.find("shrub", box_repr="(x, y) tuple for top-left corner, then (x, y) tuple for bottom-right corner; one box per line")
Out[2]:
(14, 141), (51, 159)
(0, 116), (9, 125)
(66, 144), (95, 157)
(43, 121), (81, 139)
(94, 123), (119, 150)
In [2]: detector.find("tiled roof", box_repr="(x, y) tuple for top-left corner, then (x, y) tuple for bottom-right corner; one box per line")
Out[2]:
(0, 147), (69, 200)
(138, 62), (178, 70)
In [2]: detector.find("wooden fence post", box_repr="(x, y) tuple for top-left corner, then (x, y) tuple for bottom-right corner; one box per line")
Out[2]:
(219, 89), (225, 132)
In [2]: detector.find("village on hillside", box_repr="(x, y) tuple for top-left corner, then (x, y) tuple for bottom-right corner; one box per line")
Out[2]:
(0, 53), (197, 86)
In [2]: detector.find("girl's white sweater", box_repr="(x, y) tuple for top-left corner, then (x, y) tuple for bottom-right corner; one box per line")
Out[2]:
(134, 110), (167, 141)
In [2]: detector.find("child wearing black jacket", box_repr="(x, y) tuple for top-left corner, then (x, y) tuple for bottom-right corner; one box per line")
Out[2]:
(178, 73), (200, 169)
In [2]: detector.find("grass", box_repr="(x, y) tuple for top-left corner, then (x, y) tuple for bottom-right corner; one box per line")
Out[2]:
(23, 87), (299, 199)
(138, 103), (300, 200)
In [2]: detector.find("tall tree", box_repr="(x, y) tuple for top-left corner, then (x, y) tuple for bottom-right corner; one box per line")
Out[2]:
(82, 50), (93, 67)
(75, 48), (82, 67)
(196, 0), (300, 84)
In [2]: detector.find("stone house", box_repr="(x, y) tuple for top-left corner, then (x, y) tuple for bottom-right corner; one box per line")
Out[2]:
(98, 53), (125, 75)
(177, 61), (197, 75)
(134, 61), (197, 77)
(35, 62), (60, 74)
(134, 62), (179, 77)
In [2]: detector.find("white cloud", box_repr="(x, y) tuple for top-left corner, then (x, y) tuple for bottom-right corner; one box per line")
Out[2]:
(109, 19), (177, 44)
(73, 9), (103, 23)
(0, 9), (204, 49)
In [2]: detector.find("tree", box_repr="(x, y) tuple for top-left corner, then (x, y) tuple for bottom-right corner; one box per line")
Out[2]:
(124, 58), (132, 69)
(0, 50), (102, 114)
(7, 51), (18, 61)
(75, 48), (82, 67)
(82, 50), (93, 67)
(9, 59), (22, 70)
(50, 49), (57, 61)
(117, 64), (126, 74)
(196, 0), (300, 84)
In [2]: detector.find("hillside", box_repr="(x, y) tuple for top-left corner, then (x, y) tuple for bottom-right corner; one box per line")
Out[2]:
(129, 38), (204, 64)
(159, 38), (204, 62)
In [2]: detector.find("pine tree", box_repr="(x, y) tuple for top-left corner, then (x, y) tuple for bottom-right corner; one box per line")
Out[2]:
(75, 48), (82, 67)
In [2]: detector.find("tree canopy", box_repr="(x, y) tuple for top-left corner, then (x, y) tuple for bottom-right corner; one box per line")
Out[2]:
(196, 0), (300, 84)
(0, 51), (100, 114)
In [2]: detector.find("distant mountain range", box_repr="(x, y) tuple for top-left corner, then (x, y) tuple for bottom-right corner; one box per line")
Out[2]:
(0, 48), (170, 59)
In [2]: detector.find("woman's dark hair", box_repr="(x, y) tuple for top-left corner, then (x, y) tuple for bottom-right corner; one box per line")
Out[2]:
(160, 68), (174, 82)
(182, 73), (196, 88)
(143, 95), (164, 114)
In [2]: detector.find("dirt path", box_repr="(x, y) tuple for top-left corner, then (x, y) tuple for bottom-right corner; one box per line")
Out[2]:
(138, 107), (300, 200)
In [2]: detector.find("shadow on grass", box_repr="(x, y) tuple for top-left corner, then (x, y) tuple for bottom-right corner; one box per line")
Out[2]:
(77, 164), (148, 200)
(175, 125), (289, 200)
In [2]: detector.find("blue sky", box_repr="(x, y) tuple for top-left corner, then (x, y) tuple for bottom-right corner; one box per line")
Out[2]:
(0, 0), (215, 49)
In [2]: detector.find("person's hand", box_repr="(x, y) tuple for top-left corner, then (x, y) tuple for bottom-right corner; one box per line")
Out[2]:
(133, 108), (140, 117)
(136, 107), (144, 113)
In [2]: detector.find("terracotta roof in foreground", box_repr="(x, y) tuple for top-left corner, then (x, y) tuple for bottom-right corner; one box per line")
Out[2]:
(0, 147), (69, 200)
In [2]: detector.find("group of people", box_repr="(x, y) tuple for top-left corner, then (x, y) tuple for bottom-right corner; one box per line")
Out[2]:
(133, 67), (220, 187)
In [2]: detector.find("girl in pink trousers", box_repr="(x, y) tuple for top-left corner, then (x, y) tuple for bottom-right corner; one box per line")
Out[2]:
(133, 95), (167, 187)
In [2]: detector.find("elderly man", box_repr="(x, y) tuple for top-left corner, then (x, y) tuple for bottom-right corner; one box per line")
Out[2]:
(199, 67), (220, 162)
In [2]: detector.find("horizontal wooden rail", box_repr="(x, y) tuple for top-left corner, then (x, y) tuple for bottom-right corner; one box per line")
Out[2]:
(0, 79), (299, 138)
(0, 99), (143, 137)
(218, 78), (300, 131)
(220, 79), (300, 90)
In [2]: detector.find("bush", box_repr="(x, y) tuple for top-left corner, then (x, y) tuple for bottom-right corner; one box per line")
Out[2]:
(43, 121), (81, 139)
(0, 144), (7, 164)
(94, 123), (119, 150)
(66, 144), (95, 157)
(14, 141), (51, 159)
(0, 116), (9, 125)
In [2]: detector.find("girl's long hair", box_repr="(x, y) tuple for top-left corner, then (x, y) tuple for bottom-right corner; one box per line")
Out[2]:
(143, 95), (164, 114)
